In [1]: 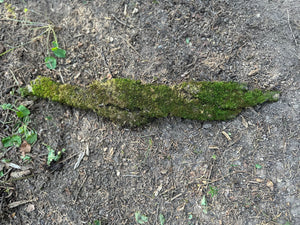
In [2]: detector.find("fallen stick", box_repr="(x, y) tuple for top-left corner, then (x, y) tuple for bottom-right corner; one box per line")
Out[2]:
(23, 76), (279, 127)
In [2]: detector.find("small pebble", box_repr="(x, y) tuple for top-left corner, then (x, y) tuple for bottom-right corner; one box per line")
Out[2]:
(203, 123), (212, 129)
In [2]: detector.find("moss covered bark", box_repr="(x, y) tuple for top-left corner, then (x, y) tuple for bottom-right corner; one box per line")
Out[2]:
(25, 76), (279, 127)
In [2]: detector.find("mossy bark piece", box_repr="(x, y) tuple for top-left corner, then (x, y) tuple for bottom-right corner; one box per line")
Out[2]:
(27, 76), (279, 127)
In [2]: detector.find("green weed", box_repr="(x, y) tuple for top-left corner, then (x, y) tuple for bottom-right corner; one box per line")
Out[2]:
(44, 144), (66, 166)
(135, 211), (148, 224)
(208, 186), (218, 198)
(0, 3), (66, 69)
(159, 214), (165, 225)
(201, 195), (208, 214)
(1, 103), (37, 148)
(255, 164), (262, 169)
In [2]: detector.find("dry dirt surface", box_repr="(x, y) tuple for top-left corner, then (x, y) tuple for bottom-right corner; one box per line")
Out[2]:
(0, 0), (299, 224)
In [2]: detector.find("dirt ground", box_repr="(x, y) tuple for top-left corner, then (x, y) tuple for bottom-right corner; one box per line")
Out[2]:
(0, 0), (299, 224)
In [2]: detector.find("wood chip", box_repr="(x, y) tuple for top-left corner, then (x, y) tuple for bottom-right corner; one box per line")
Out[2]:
(74, 151), (85, 170)
(154, 183), (163, 196)
(248, 67), (260, 76)
(222, 131), (232, 141)
(8, 199), (36, 208)
(256, 178), (264, 183)
(106, 147), (114, 161)
(266, 180), (274, 191)
(208, 146), (219, 150)
(241, 116), (248, 128)
(10, 169), (31, 178)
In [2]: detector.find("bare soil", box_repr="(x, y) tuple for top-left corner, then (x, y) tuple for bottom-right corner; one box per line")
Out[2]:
(0, 0), (299, 224)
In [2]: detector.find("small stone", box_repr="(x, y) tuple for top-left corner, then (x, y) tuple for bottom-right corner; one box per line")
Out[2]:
(132, 8), (139, 14)
(26, 204), (35, 213)
(203, 123), (212, 129)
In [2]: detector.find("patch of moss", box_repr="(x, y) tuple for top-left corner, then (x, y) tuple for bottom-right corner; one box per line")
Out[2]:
(25, 76), (279, 127)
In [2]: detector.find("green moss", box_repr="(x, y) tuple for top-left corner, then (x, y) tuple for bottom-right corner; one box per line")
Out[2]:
(25, 76), (279, 127)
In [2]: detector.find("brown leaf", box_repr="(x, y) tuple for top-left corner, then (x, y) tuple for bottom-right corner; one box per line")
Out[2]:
(20, 140), (31, 157)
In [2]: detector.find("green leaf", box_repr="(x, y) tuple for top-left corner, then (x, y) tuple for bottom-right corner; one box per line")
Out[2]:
(135, 211), (148, 224)
(2, 135), (22, 147)
(1, 158), (10, 163)
(16, 105), (30, 118)
(52, 47), (66, 58)
(18, 125), (26, 134)
(208, 186), (218, 198)
(47, 146), (56, 166)
(45, 56), (57, 69)
(46, 146), (65, 165)
(26, 131), (37, 144)
(52, 41), (58, 48)
(21, 155), (31, 161)
(1, 103), (13, 110)
(255, 164), (262, 169)
(201, 195), (207, 206)
(159, 214), (165, 225)
(93, 220), (100, 225)
(186, 37), (190, 44)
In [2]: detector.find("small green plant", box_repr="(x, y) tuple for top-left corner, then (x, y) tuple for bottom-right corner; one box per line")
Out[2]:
(0, 3), (66, 69)
(201, 195), (208, 214)
(21, 155), (31, 162)
(211, 154), (217, 160)
(255, 164), (262, 169)
(45, 40), (66, 70)
(208, 186), (218, 198)
(135, 211), (148, 224)
(159, 214), (165, 225)
(90, 220), (101, 225)
(1, 104), (37, 148)
(44, 144), (66, 166)
(3, 2), (16, 18)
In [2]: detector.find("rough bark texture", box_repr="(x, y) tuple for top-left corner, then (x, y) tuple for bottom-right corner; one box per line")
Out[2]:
(25, 76), (279, 127)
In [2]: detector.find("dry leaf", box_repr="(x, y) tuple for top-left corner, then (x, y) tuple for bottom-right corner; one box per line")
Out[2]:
(266, 180), (274, 191)
(20, 141), (31, 157)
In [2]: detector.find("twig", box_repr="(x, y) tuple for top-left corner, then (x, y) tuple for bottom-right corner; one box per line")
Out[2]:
(74, 174), (88, 203)
(287, 9), (298, 46)
(207, 170), (248, 184)
(119, 36), (143, 58)
(111, 14), (134, 28)
(100, 47), (112, 76)
(8, 198), (36, 208)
